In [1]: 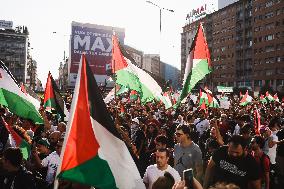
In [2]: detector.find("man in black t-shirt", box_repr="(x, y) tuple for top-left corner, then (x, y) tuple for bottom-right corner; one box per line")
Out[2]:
(203, 135), (261, 189)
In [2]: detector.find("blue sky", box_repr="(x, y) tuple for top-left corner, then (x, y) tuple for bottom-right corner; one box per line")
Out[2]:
(1, 0), (203, 85)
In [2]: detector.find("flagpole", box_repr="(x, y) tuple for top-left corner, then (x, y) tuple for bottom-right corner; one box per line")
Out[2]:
(112, 33), (119, 121)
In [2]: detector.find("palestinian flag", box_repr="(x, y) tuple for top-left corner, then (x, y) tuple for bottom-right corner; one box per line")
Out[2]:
(240, 90), (253, 106)
(20, 83), (41, 111)
(0, 61), (43, 124)
(260, 94), (267, 104)
(43, 72), (65, 120)
(273, 93), (279, 102)
(207, 93), (220, 108)
(160, 92), (172, 109)
(57, 54), (144, 189)
(120, 104), (126, 115)
(116, 85), (129, 95)
(266, 91), (274, 102)
(130, 90), (138, 100)
(1, 117), (31, 160)
(175, 23), (211, 108)
(112, 35), (167, 105)
(199, 88), (209, 106)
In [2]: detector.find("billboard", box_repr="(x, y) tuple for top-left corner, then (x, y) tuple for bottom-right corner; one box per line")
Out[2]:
(69, 21), (125, 87)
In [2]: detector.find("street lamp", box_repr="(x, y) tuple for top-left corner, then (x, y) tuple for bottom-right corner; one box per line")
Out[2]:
(146, 1), (174, 77)
(146, 1), (174, 33)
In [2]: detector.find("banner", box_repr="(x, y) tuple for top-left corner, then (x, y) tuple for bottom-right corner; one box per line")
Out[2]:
(69, 21), (125, 87)
(217, 86), (233, 93)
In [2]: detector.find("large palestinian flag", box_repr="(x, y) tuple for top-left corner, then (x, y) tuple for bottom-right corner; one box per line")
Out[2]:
(57, 54), (145, 189)
(1, 117), (31, 160)
(43, 72), (65, 120)
(112, 35), (167, 105)
(0, 61), (43, 124)
(175, 23), (212, 108)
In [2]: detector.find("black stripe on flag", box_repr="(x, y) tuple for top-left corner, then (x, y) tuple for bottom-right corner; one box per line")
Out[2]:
(85, 59), (122, 140)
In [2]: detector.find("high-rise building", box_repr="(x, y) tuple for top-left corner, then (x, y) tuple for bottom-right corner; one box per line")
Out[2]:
(181, 0), (284, 91)
(124, 45), (143, 68)
(162, 63), (181, 89)
(58, 58), (69, 91)
(143, 54), (161, 78)
(0, 21), (29, 83)
(252, 0), (284, 91)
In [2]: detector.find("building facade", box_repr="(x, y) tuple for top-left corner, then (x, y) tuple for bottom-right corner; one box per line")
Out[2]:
(163, 63), (181, 89)
(143, 54), (162, 78)
(252, 0), (284, 91)
(181, 0), (284, 91)
(124, 45), (143, 68)
(0, 24), (29, 83)
(58, 58), (69, 91)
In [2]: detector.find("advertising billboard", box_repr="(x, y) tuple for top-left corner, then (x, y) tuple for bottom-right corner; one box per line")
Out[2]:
(69, 21), (125, 87)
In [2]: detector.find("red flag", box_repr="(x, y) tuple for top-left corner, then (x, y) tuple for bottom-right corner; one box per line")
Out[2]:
(254, 109), (261, 135)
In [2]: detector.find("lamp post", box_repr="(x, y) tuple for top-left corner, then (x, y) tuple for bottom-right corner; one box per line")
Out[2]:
(146, 1), (174, 33)
(146, 1), (174, 77)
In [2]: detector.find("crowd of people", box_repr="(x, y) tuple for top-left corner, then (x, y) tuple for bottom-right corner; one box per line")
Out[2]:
(0, 89), (283, 189)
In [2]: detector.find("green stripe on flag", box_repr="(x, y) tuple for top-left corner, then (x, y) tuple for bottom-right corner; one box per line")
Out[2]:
(115, 69), (142, 93)
(43, 98), (56, 110)
(58, 155), (117, 189)
(0, 88), (43, 124)
(177, 59), (211, 108)
(19, 140), (31, 160)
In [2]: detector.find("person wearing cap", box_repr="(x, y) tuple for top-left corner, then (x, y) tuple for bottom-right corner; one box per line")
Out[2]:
(36, 138), (51, 160)
(32, 138), (63, 185)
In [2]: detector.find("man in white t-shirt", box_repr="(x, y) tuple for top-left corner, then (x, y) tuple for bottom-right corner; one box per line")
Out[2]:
(33, 138), (63, 184)
(143, 148), (180, 189)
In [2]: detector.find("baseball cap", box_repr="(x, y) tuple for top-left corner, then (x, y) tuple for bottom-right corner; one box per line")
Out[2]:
(37, 138), (50, 148)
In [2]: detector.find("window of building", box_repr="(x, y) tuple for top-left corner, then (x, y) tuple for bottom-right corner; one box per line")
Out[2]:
(265, 1), (273, 8)
(276, 9), (281, 15)
(266, 70), (274, 76)
(265, 23), (274, 30)
(265, 34), (274, 41)
(265, 12), (274, 19)
(265, 46), (274, 52)
(275, 57), (282, 62)
(277, 69), (284, 75)
(265, 57), (275, 64)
